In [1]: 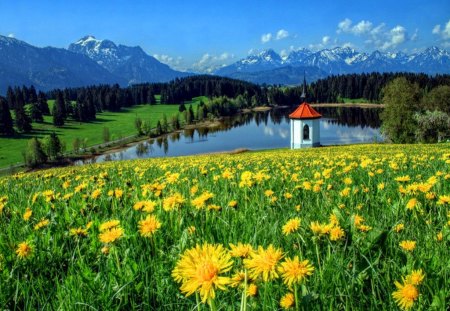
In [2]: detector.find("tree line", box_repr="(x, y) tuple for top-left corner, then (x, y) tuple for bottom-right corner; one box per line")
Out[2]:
(1, 73), (449, 137)
(381, 77), (450, 143)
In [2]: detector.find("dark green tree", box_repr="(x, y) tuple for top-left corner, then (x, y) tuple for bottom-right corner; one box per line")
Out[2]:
(380, 77), (421, 143)
(0, 97), (14, 135)
(30, 102), (43, 122)
(161, 114), (168, 133)
(37, 91), (50, 115)
(422, 85), (450, 115)
(53, 91), (65, 126)
(24, 137), (47, 167)
(14, 91), (32, 133)
(43, 132), (62, 160)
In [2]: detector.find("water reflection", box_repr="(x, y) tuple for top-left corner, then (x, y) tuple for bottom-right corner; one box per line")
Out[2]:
(77, 107), (383, 165)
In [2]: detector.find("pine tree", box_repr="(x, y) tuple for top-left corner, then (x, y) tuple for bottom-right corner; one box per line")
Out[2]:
(14, 91), (32, 133)
(30, 102), (43, 122)
(53, 91), (65, 126)
(38, 91), (50, 115)
(0, 97), (14, 135)
(6, 87), (15, 110)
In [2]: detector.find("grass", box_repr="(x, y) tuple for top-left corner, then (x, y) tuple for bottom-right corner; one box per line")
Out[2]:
(0, 143), (448, 310)
(0, 96), (204, 168)
(342, 98), (373, 104)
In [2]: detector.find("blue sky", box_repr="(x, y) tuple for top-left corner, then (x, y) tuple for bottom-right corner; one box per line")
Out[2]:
(0, 0), (449, 72)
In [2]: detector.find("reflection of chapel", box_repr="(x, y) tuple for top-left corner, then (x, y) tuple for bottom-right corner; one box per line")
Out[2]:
(289, 77), (322, 149)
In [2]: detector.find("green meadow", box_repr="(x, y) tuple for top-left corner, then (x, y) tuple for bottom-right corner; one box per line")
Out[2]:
(0, 96), (204, 168)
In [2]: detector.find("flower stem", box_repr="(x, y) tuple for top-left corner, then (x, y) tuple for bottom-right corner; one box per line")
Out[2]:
(294, 284), (299, 311)
(208, 298), (217, 311)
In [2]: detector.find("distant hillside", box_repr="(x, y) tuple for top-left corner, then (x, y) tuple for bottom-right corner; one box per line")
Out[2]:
(0, 35), (125, 94)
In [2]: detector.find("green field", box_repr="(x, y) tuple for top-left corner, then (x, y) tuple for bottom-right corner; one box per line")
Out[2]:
(342, 98), (374, 104)
(0, 144), (448, 310)
(0, 96), (204, 168)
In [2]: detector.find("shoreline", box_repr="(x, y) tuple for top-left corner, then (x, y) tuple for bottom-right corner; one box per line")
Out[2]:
(1, 104), (383, 174)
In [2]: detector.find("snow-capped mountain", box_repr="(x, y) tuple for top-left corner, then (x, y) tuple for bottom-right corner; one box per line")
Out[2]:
(215, 46), (450, 84)
(0, 35), (125, 94)
(215, 49), (282, 75)
(69, 36), (191, 84)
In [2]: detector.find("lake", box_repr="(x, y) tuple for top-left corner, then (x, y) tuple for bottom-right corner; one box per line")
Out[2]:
(78, 106), (383, 164)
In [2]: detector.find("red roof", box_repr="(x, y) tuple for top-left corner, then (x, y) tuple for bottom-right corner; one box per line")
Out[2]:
(289, 102), (322, 119)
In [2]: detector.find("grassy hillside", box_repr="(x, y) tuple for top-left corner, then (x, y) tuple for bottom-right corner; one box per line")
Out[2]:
(0, 144), (448, 310)
(0, 96), (204, 168)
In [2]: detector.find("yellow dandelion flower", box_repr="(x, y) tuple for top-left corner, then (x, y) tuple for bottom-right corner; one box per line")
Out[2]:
(190, 184), (198, 195)
(425, 192), (435, 200)
(280, 292), (295, 309)
(264, 189), (274, 197)
(138, 215), (161, 238)
(282, 217), (301, 236)
(16, 242), (32, 259)
(229, 243), (253, 258)
(438, 195), (450, 205)
(70, 227), (88, 237)
(91, 189), (102, 199)
(436, 231), (443, 241)
(207, 204), (221, 211)
(34, 219), (50, 231)
(295, 205), (301, 211)
(340, 187), (351, 197)
(171, 243), (233, 303)
(99, 227), (124, 243)
(228, 200), (238, 208)
(187, 226), (196, 234)
(23, 208), (32, 221)
(133, 200), (156, 212)
(395, 175), (411, 182)
(406, 198), (418, 210)
(405, 269), (425, 286)
(163, 193), (185, 211)
(278, 256), (314, 287)
(247, 283), (258, 297)
(101, 246), (110, 255)
(392, 281), (419, 310)
(394, 223), (405, 233)
(377, 182), (386, 190)
(399, 240), (416, 252)
(353, 214), (364, 226)
(343, 177), (353, 185)
(329, 226), (345, 241)
(99, 219), (120, 232)
(358, 225), (372, 232)
(284, 192), (293, 199)
(244, 245), (283, 282)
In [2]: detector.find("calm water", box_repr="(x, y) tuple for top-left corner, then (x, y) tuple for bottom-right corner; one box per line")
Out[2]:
(78, 107), (383, 164)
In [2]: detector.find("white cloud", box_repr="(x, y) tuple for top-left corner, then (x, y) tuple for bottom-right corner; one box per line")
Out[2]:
(443, 20), (450, 39)
(337, 18), (352, 33)
(7, 33), (14, 38)
(261, 33), (272, 43)
(190, 52), (235, 73)
(153, 54), (184, 69)
(352, 20), (373, 35)
(432, 24), (441, 34)
(322, 36), (330, 45)
(370, 23), (386, 36)
(337, 18), (373, 35)
(381, 25), (407, 50)
(248, 48), (257, 55)
(276, 29), (289, 40)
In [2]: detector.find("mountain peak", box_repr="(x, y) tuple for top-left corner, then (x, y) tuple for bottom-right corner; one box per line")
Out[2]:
(75, 35), (100, 45)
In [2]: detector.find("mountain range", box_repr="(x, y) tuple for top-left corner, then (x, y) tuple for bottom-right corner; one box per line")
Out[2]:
(215, 47), (450, 84)
(0, 35), (190, 94)
(0, 34), (449, 94)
